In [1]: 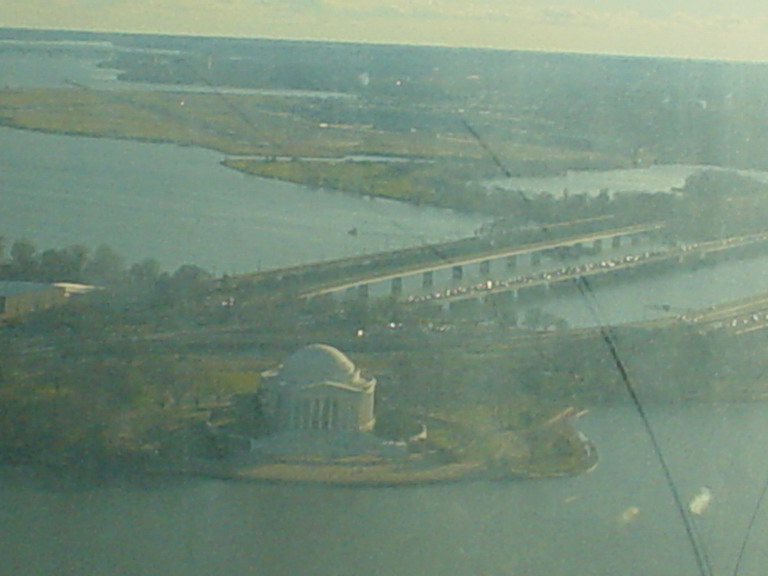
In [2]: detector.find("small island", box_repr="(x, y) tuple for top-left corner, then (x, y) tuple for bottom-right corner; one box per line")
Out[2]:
(147, 344), (597, 486)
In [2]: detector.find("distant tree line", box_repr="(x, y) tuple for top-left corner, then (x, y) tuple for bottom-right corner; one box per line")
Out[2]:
(489, 169), (768, 241)
(0, 237), (127, 285)
(0, 236), (217, 292)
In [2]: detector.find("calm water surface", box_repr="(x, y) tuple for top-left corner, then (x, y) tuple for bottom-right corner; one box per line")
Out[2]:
(488, 164), (768, 197)
(529, 254), (768, 328)
(0, 45), (482, 273)
(3, 404), (768, 576)
(1, 128), (482, 273)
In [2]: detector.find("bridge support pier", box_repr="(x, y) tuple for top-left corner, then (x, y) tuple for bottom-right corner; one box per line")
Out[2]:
(422, 271), (434, 289)
(484, 291), (517, 307)
(483, 293), (518, 325)
(449, 298), (479, 314)
(522, 284), (548, 299)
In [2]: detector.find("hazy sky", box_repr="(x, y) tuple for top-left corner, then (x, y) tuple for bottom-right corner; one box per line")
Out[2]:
(5, 0), (768, 61)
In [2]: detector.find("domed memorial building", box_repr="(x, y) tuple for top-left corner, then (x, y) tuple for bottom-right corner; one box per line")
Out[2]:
(261, 344), (376, 434)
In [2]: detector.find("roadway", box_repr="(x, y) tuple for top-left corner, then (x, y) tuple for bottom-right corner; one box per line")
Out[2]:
(404, 232), (768, 307)
(303, 223), (662, 298)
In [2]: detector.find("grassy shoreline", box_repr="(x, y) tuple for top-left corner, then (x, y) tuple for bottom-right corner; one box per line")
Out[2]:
(0, 87), (624, 214)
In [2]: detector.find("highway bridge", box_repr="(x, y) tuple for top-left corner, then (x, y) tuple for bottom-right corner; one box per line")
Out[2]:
(673, 291), (768, 336)
(302, 223), (663, 304)
(401, 232), (768, 311)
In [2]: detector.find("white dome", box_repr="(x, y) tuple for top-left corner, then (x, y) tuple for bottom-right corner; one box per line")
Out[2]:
(279, 344), (357, 385)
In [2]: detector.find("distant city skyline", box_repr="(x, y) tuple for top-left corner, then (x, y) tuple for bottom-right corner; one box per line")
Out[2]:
(4, 0), (768, 62)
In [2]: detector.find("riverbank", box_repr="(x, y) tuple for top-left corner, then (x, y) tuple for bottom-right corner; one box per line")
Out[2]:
(159, 458), (487, 487)
(0, 417), (599, 488)
(0, 87), (622, 214)
(143, 430), (598, 487)
(4, 402), (764, 576)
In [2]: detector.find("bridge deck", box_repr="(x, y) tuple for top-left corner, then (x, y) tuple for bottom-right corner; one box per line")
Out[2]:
(405, 232), (768, 306)
(303, 223), (661, 298)
(406, 234), (768, 304)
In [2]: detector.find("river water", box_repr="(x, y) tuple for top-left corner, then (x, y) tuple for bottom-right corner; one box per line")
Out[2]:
(4, 38), (768, 576)
(3, 403), (768, 576)
(0, 42), (117, 89)
(488, 164), (768, 197)
(0, 128), (482, 273)
(0, 127), (482, 273)
(0, 43), (482, 273)
(525, 253), (768, 328)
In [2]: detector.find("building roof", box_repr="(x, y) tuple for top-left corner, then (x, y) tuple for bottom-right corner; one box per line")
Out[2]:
(0, 281), (60, 297)
(281, 344), (356, 383)
(269, 344), (374, 391)
(53, 282), (99, 296)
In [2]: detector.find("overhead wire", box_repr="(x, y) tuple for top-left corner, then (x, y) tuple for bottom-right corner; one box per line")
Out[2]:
(179, 65), (768, 575)
(574, 274), (714, 576)
(110, 54), (756, 575)
(462, 117), (714, 576)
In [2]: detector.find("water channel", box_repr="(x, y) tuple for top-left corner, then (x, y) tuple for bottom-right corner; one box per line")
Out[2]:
(0, 127), (482, 273)
(518, 252), (768, 328)
(0, 42), (482, 273)
(488, 164), (768, 197)
(4, 404), (768, 576)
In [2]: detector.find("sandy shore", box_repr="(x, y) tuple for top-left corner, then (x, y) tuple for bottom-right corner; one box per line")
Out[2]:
(154, 441), (598, 487)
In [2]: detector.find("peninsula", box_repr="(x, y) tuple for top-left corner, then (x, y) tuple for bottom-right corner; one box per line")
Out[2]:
(0, 85), (620, 214)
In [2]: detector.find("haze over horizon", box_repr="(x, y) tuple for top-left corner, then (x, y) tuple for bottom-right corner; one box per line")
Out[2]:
(4, 0), (768, 63)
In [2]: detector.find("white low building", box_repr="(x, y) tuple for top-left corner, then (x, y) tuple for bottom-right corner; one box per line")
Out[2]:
(0, 281), (66, 320)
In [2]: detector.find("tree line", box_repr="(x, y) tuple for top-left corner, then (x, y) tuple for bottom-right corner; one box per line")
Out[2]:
(488, 169), (768, 241)
(0, 236), (219, 296)
(0, 236), (131, 285)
